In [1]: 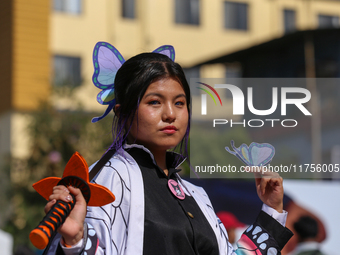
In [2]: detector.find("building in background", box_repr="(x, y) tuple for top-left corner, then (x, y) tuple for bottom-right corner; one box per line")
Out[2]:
(1, 0), (340, 176)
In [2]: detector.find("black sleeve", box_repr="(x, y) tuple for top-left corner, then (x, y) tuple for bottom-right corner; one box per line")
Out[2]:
(235, 211), (293, 254)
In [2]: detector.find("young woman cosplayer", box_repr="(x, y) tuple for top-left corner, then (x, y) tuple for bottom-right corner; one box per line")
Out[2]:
(44, 44), (293, 255)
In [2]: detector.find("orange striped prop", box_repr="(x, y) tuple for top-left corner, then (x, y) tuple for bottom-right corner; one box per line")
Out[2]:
(29, 152), (115, 250)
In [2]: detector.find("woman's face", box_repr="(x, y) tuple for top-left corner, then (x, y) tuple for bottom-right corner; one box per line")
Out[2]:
(127, 78), (189, 153)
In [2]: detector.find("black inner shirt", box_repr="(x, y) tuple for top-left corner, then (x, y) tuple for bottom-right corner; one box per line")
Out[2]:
(127, 147), (219, 255)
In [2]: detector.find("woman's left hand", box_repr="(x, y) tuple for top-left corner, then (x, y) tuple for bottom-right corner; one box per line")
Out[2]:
(251, 167), (284, 213)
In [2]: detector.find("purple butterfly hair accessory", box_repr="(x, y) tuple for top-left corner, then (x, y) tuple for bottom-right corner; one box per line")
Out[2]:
(225, 140), (275, 166)
(91, 42), (176, 123)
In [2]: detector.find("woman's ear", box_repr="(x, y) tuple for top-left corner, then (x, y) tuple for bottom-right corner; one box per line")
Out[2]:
(114, 104), (121, 117)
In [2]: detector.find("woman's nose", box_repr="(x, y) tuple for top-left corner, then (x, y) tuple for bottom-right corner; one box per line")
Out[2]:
(162, 103), (176, 122)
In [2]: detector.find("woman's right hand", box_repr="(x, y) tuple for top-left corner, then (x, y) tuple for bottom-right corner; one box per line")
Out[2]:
(44, 185), (87, 246)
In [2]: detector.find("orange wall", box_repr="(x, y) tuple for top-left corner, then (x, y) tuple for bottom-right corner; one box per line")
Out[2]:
(12, 0), (51, 112)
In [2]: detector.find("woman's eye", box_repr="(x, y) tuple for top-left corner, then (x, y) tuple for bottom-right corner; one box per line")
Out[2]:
(148, 100), (160, 105)
(175, 101), (185, 106)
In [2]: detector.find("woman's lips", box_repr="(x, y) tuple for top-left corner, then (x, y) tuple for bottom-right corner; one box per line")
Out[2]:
(161, 126), (177, 134)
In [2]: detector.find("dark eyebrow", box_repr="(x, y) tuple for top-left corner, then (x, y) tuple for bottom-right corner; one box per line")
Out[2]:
(144, 93), (186, 100)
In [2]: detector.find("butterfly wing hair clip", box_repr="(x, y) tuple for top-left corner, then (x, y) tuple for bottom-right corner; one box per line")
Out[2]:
(92, 42), (175, 123)
(225, 140), (275, 166)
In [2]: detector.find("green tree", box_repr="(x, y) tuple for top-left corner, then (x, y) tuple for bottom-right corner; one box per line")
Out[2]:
(3, 100), (113, 251)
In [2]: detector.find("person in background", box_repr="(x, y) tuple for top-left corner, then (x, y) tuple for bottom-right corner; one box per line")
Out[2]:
(290, 216), (326, 255)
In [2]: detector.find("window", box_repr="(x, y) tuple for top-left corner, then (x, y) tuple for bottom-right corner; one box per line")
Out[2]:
(225, 65), (242, 98)
(283, 9), (296, 34)
(183, 66), (200, 95)
(53, 55), (81, 87)
(318, 14), (340, 28)
(226, 65), (241, 79)
(175, 0), (200, 25)
(53, 0), (82, 14)
(224, 1), (248, 31)
(122, 0), (136, 19)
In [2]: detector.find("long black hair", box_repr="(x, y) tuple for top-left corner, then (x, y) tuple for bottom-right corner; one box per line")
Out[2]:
(110, 52), (191, 160)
